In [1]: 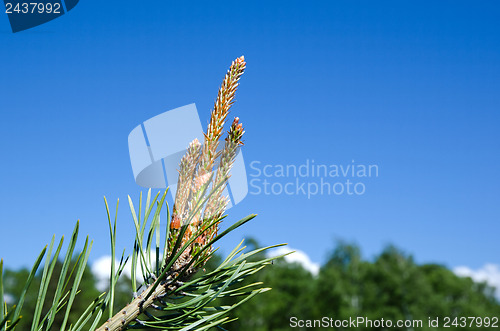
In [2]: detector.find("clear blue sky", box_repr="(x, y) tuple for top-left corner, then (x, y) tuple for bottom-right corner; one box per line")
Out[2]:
(1, 1), (499, 272)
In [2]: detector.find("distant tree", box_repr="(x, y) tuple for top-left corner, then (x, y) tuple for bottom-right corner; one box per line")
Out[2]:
(313, 242), (366, 322)
(420, 263), (500, 324)
(361, 245), (432, 329)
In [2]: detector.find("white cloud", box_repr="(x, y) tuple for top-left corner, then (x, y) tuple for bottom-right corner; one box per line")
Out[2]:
(92, 254), (154, 291)
(92, 256), (118, 291)
(4, 293), (14, 305)
(267, 247), (320, 276)
(454, 263), (500, 300)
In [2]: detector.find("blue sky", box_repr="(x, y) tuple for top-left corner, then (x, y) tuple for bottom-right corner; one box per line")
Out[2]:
(0, 1), (499, 279)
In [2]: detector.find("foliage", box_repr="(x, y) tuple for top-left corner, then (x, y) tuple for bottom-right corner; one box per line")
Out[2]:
(218, 241), (500, 331)
(3, 241), (500, 330)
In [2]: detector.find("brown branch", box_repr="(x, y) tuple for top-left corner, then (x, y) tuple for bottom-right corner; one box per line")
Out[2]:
(95, 279), (178, 331)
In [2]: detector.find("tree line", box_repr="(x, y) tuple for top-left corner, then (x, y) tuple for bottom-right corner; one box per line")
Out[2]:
(3, 241), (499, 330)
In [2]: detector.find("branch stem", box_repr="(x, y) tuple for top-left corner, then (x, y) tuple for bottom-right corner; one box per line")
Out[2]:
(95, 280), (171, 331)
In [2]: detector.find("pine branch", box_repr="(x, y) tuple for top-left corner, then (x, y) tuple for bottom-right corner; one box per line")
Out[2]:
(95, 56), (256, 331)
(186, 56), (246, 231)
